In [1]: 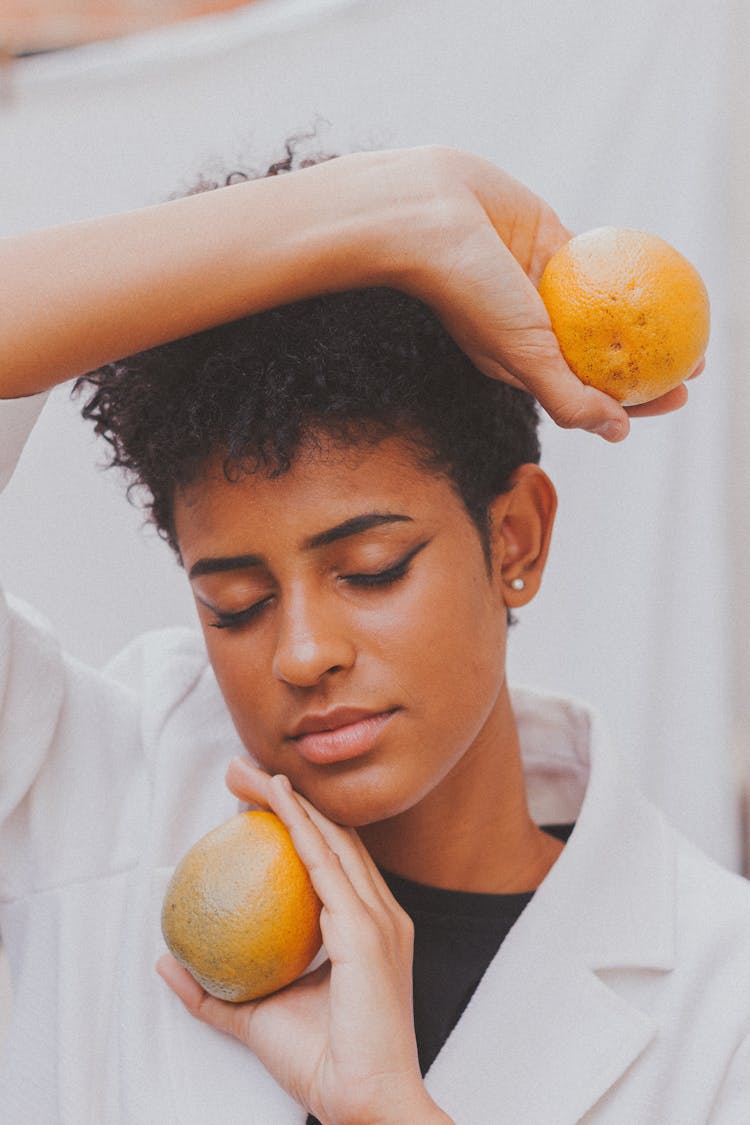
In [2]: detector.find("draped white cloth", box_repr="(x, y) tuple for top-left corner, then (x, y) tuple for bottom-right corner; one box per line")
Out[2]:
(0, 0), (740, 869)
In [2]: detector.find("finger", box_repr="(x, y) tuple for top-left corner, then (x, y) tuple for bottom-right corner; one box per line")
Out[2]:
(156, 953), (254, 1042)
(625, 358), (702, 417)
(432, 236), (631, 440)
(228, 759), (399, 915)
(265, 774), (389, 923)
(509, 352), (631, 442)
(225, 755), (275, 808)
(470, 327), (631, 441)
(468, 356), (526, 391)
(626, 383), (689, 418)
(480, 267), (631, 438)
(289, 786), (399, 912)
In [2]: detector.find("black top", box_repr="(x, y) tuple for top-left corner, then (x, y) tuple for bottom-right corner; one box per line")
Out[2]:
(381, 868), (534, 1076)
(306, 823), (574, 1125)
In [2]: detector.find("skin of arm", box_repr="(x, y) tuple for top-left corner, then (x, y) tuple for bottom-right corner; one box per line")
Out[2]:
(0, 144), (686, 438)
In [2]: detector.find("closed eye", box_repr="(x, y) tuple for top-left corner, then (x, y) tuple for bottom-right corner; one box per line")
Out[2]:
(209, 597), (274, 630)
(206, 540), (431, 627)
(342, 540), (430, 588)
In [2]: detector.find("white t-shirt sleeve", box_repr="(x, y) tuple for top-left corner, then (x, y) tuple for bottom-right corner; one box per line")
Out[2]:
(0, 395), (145, 901)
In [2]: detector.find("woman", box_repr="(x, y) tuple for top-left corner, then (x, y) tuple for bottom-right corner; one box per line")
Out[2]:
(2, 146), (741, 1125)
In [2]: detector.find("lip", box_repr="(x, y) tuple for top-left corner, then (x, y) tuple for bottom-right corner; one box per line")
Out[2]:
(288, 707), (398, 765)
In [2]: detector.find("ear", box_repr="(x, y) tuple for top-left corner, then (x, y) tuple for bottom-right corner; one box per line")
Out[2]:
(488, 464), (557, 608)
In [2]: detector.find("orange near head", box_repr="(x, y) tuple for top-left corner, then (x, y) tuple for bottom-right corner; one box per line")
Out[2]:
(161, 810), (322, 1003)
(538, 227), (709, 406)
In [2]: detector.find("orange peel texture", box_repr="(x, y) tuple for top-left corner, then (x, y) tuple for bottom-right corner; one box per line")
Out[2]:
(538, 226), (709, 406)
(162, 810), (322, 1003)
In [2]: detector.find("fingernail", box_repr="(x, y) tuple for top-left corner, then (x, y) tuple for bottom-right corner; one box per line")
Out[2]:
(591, 420), (627, 442)
(274, 773), (292, 794)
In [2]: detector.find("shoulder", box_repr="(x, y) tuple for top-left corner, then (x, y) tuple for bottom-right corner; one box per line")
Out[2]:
(674, 828), (750, 951)
(104, 625), (211, 710)
(624, 812), (750, 1053)
(103, 625), (239, 770)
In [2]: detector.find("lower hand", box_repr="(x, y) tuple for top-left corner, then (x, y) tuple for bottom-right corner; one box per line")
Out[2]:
(157, 758), (452, 1125)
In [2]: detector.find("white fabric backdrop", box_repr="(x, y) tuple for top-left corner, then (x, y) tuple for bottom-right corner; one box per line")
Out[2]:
(0, 0), (739, 867)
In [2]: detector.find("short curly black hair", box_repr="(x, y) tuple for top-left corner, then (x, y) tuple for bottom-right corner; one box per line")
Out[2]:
(75, 145), (541, 568)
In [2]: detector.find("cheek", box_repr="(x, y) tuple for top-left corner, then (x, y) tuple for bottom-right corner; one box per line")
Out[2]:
(383, 565), (507, 717)
(203, 633), (278, 752)
(201, 558), (506, 758)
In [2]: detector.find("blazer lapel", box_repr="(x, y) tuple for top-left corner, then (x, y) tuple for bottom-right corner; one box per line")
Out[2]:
(423, 933), (657, 1124)
(425, 703), (677, 1124)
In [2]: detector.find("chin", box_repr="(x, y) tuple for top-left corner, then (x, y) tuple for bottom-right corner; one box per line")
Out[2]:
(293, 767), (430, 829)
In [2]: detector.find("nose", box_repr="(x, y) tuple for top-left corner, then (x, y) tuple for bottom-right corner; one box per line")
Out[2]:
(271, 588), (355, 687)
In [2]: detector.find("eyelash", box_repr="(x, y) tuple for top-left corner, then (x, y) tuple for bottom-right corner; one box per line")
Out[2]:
(341, 551), (417, 589)
(208, 541), (428, 631)
(209, 599), (273, 631)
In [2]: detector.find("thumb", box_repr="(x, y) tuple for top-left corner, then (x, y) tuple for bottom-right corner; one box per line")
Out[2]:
(483, 320), (631, 441)
(432, 232), (631, 441)
(156, 953), (258, 1043)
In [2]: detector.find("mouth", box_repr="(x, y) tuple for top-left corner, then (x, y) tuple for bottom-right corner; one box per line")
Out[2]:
(288, 707), (399, 765)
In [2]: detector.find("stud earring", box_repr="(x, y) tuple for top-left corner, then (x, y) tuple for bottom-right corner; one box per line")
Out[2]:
(509, 577), (526, 591)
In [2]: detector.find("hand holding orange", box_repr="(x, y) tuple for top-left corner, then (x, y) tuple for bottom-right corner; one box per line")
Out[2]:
(161, 809), (322, 1003)
(538, 227), (709, 406)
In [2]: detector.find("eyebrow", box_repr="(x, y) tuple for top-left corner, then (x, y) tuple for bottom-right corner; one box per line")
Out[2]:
(187, 512), (413, 580)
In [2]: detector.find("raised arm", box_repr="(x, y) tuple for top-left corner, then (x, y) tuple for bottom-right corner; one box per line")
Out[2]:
(0, 145), (674, 439)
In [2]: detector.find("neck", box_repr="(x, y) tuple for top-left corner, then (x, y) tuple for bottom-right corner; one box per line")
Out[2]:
(358, 682), (563, 893)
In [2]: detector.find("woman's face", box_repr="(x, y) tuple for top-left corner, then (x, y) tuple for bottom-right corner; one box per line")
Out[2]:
(173, 436), (549, 828)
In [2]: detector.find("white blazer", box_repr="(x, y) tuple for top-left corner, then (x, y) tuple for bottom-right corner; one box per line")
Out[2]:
(1, 394), (749, 1123)
(423, 691), (750, 1124)
(140, 689), (750, 1125)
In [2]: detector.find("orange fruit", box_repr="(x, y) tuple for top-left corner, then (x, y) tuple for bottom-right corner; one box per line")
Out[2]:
(538, 227), (709, 405)
(161, 810), (322, 1003)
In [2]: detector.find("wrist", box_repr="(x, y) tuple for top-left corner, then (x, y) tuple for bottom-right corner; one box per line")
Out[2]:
(335, 147), (469, 294)
(407, 1092), (455, 1125)
(339, 146), (483, 309)
(322, 1070), (453, 1125)
(366, 1085), (455, 1125)
(410, 1102), (455, 1125)
(184, 146), (473, 324)
(271, 149), (443, 297)
(376, 1102), (454, 1125)
(272, 147), (471, 301)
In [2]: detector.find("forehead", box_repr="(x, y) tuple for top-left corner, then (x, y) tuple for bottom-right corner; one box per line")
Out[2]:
(172, 435), (467, 558)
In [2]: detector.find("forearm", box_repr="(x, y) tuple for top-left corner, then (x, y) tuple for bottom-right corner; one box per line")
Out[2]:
(0, 150), (424, 399)
(1, 145), (635, 438)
